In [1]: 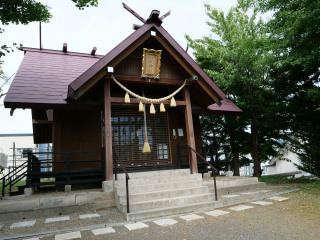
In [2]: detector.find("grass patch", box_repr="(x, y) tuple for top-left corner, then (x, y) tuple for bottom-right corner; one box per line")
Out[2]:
(0, 180), (26, 195)
(258, 176), (315, 184)
(259, 176), (320, 195)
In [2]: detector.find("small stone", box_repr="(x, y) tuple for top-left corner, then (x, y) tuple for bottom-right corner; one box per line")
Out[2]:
(226, 171), (233, 177)
(92, 227), (115, 235)
(268, 196), (289, 202)
(153, 219), (178, 226)
(55, 231), (81, 240)
(124, 222), (149, 231)
(180, 214), (204, 221)
(0, 224), (3, 230)
(251, 201), (273, 206)
(10, 220), (36, 229)
(79, 214), (100, 219)
(45, 216), (70, 223)
(229, 205), (254, 211)
(205, 210), (230, 217)
(223, 195), (240, 198)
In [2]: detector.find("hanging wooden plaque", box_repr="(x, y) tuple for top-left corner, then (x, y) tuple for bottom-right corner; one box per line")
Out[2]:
(141, 48), (162, 79)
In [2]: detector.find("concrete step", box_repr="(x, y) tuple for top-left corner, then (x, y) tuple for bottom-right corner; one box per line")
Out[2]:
(8, 190), (20, 197)
(115, 179), (203, 195)
(115, 169), (190, 180)
(119, 193), (216, 213)
(115, 173), (201, 187)
(126, 200), (223, 221)
(117, 186), (209, 204)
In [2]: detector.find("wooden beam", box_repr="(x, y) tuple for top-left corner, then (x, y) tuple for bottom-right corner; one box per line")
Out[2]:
(186, 76), (198, 85)
(33, 120), (53, 124)
(156, 35), (223, 104)
(104, 79), (113, 181)
(112, 74), (184, 86)
(62, 43), (67, 52)
(75, 33), (150, 101)
(183, 86), (198, 173)
(197, 80), (222, 106)
(10, 108), (15, 116)
(110, 97), (186, 106)
(91, 47), (97, 56)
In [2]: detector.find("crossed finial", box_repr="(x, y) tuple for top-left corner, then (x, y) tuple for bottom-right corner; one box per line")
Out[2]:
(122, 2), (171, 25)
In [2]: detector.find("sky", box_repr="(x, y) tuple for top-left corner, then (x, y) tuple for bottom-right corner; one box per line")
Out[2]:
(0, 0), (249, 134)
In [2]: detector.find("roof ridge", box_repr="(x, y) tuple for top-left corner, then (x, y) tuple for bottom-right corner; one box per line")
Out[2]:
(23, 47), (104, 59)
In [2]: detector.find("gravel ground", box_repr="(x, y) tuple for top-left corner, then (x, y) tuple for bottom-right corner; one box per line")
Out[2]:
(0, 186), (320, 240)
(40, 190), (320, 240)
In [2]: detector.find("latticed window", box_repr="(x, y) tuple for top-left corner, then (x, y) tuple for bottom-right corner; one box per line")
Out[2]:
(102, 108), (171, 166)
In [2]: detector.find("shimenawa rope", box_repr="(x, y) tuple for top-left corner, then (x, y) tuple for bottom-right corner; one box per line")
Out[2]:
(111, 74), (187, 103)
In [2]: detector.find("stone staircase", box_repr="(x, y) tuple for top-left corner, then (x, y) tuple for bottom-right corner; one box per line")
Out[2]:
(114, 169), (223, 220)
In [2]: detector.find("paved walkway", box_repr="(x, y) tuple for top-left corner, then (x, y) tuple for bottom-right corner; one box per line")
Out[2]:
(0, 190), (300, 240)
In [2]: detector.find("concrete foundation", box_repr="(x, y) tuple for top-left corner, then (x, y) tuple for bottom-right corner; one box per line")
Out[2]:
(65, 185), (71, 192)
(226, 171), (233, 177)
(102, 180), (114, 192)
(24, 187), (33, 197)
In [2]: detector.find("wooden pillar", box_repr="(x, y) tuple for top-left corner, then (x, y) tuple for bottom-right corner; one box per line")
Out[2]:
(183, 86), (198, 173)
(53, 109), (62, 171)
(104, 79), (113, 180)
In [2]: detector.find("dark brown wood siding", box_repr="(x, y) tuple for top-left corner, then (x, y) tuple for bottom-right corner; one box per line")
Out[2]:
(114, 43), (188, 80)
(53, 110), (101, 170)
(168, 110), (203, 165)
(167, 108), (188, 164)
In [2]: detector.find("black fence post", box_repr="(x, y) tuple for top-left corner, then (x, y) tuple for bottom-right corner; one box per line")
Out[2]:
(101, 148), (106, 180)
(2, 176), (5, 197)
(176, 145), (181, 169)
(66, 153), (71, 185)
(26, 152), (32, 188)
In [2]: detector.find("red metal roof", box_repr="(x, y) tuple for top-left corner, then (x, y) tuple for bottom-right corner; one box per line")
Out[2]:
(4, 48), (103, 109)
(192, 98), (243, 116)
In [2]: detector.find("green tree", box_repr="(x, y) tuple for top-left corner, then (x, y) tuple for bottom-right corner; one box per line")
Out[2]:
(200, 114), (251, 176)
(186, 3), (287, 176)
(240, 0), (320, 177)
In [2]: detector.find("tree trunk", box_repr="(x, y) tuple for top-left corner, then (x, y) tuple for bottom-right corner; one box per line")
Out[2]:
(229, 126), (240, 176)
(232, 149), (240, 176)
(251, 113), (262, 177)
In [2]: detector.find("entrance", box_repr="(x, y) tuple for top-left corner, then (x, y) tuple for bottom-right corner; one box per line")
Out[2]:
(102, 108), (171, 167)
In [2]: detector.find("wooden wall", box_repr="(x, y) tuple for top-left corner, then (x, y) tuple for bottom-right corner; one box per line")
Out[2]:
(53, 110), (101, 171)
(32, 109), (52, 144)
(114, 43), (188, 80)
(167, 108), (203, 165)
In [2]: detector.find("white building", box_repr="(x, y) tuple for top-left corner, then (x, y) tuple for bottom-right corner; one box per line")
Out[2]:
(0, 133), (35, 175)
(264, 149), (306, 177)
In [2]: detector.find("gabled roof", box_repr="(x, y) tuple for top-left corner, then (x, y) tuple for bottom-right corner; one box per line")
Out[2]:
(67, 17), (226, 103)
(4, 48), (103, 109)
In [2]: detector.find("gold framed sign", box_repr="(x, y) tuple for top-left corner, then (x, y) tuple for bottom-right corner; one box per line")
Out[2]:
(141, 48), (162, 79)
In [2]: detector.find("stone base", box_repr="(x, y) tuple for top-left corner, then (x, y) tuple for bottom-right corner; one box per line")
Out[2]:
(24, 188), (33, 197)
(65, 185), (71, 192)
(226, 171), (234, 177)
(102, 180), (114, 192)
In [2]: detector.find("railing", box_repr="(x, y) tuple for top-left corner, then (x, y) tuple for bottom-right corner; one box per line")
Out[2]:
(177, 145), (231, 173)
(177, 144), (219, 201)
(1, 160), (28, 197)
(26, 149), (105, 188)
(113, 146), (130, 213)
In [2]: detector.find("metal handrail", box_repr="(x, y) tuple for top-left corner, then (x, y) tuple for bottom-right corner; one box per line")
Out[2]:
(1, 160), (28, 197)
(112, 146), (130, 213)
(178, 144), (218, 201)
